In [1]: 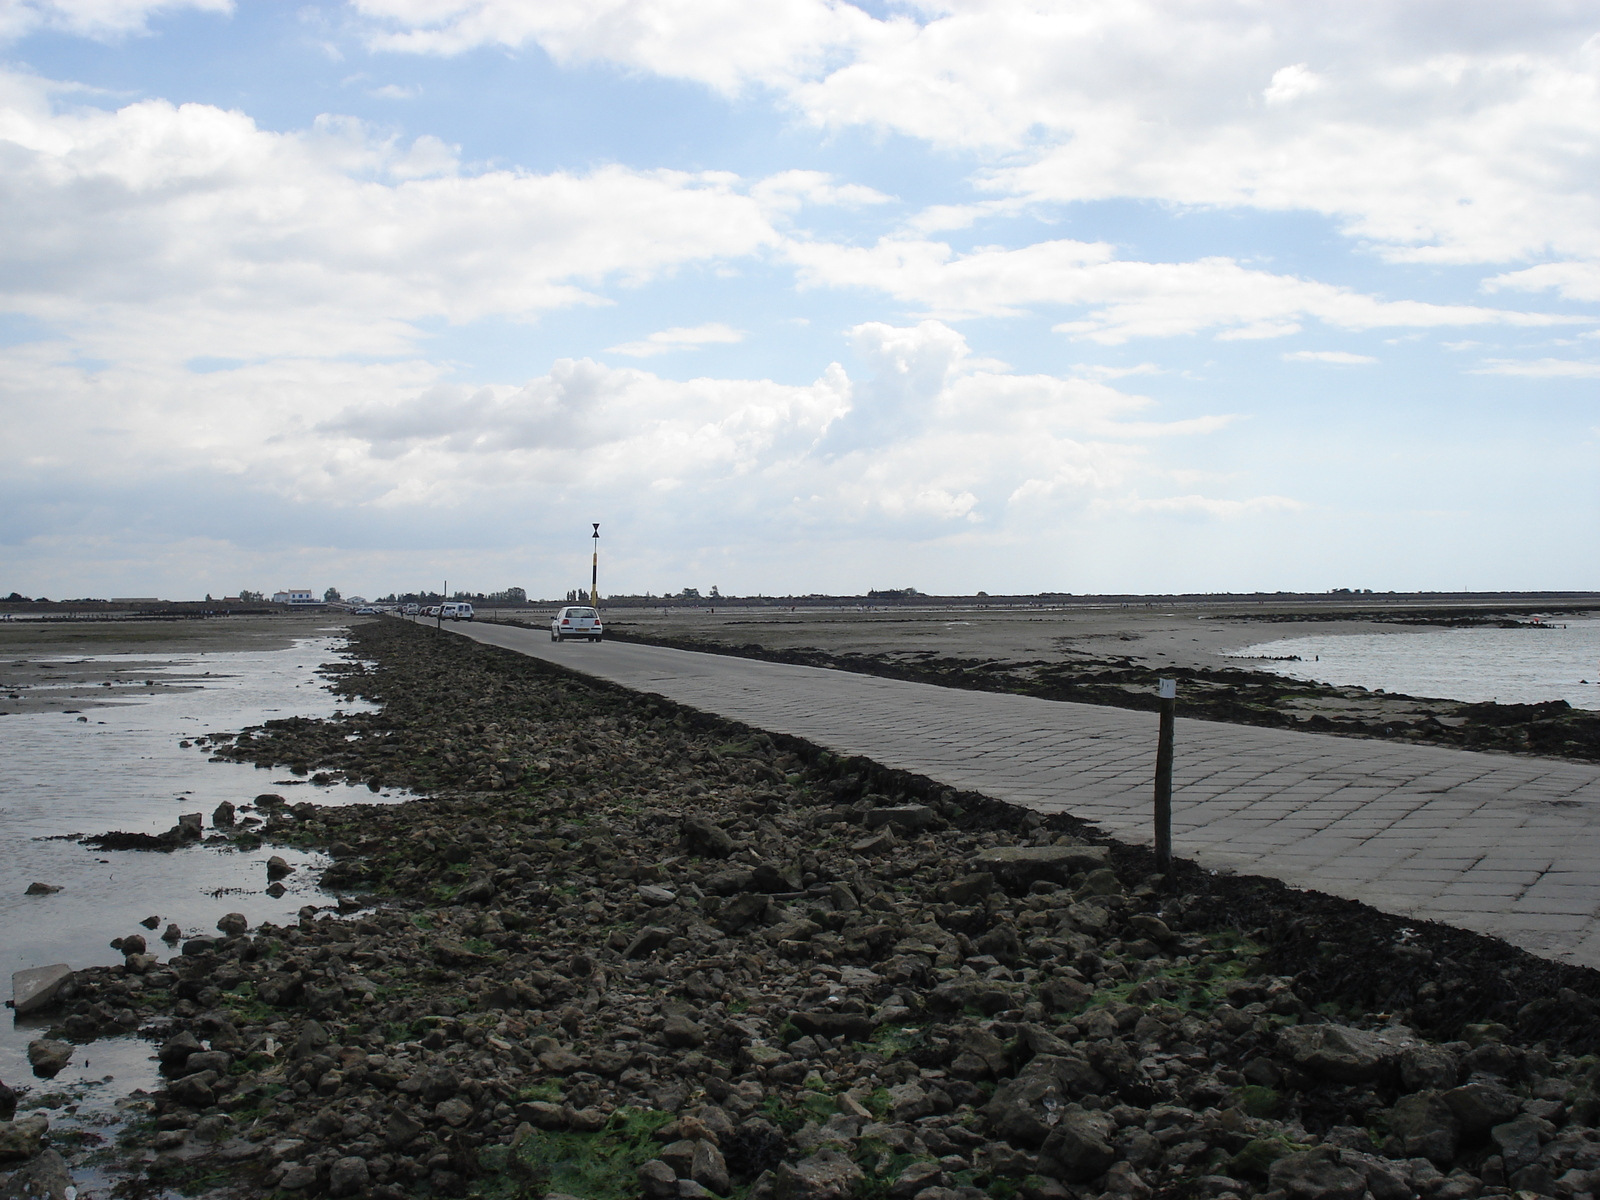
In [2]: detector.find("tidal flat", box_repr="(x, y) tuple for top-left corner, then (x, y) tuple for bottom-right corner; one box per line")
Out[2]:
(13, 618), (1600, 1200)
(597, 603), (1600, 762)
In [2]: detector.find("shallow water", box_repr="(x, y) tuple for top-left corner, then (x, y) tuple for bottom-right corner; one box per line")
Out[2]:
(0, 632), (403, 1147)
(1228, 618), (1600, 709)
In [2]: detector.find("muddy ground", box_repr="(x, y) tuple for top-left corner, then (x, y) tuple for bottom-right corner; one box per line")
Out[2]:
(8, 619), (1600, 1200)
(585, 605), (1600, 763)
(0, 615), (354, 716)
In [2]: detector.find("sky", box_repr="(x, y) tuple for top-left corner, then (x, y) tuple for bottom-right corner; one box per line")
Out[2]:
(2, 0), (1598, 602)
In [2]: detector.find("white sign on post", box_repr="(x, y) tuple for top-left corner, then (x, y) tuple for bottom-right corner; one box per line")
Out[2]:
(1158, 678), (1176, 699)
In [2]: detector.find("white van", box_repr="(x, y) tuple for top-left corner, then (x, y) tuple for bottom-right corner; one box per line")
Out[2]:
(439, 602), (475, 621)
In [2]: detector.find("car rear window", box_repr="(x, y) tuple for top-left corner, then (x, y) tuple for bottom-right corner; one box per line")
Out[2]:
(570, 608), (597, 618)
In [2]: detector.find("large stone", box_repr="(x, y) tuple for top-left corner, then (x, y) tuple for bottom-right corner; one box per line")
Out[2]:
(159, 1030), (203, 1068)
(215, 912), (249, 937)
(937, 872), (994, 905)
(327, 1156), (369, 1197)
(1276, 1024), (1415, 1084)
(1037, 1111), (1118, 1183)
(1268, 1149), (1369, 1200)
(0, 1148), (73, 1200)
(863, 805), (938, 832)
(11, 965), (73, 1017)
(983, 1056), (1104, 1147)
(1443, 1082), (1521, 1136)
(1490, 1116), (1549, 1176)
(662, 1016), (706, 1049)
(169, 1070), (219, 1108)
(716, 894), (771, 934)
(788, 1011), (876, 1044)
(625, 927), (676, 958)
(266, 855), (294, 880)
(682, 816), (736, 858)
(1383, 1093), (1458, 1167)
(887, 1082), (934, 1122)
(0, 1116), (49, 1161)
(971, 844), (1108, 887)
(774, 1147), (863, 1200)
(639, 1160), (679, 1199)
(1399, 1045), (1459, 1092)
(691, 1140), (730, 1194)
(26, 1041), (71, 1079)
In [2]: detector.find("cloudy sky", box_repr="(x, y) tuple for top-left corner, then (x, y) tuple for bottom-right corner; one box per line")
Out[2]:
(3, 0), (1598, 601)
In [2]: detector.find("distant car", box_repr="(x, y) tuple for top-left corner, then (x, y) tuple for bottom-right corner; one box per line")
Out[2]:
(440, 602), (475, 621)
(551, 606), (603, 642)
(402, 603), (420, 615)
(353, 606), (378, 615)
(425, 606), (440, 617)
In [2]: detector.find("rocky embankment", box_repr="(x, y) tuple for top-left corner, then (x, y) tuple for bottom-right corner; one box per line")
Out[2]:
(9, 619), (1600, 1200)
(590, 625), (1600, 764)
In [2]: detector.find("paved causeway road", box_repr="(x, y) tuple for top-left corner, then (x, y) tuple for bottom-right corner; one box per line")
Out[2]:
(452, 621), (1600, 969)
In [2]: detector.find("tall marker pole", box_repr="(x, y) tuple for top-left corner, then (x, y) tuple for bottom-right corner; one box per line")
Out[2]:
(590, 523), (600, 608)
(1153, 678), (1176, 872)
(437, 580), (445, 630)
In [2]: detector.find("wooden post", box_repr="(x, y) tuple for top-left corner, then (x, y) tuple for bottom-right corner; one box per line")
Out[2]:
(1154, 678), (1176, 872)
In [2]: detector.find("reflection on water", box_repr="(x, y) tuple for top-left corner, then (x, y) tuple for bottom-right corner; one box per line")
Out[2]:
(1230, 619), (1600, 709)
(0, 634), (404, 1126)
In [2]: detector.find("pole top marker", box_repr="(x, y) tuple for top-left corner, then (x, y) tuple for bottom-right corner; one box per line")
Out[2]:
(1158, 679), (1177, 699)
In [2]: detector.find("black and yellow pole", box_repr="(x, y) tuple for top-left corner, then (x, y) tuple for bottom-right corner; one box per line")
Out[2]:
(589, 524), (600, 608)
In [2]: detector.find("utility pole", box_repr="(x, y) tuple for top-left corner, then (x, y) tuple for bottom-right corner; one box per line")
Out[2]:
(590, 524), (600, 608)
(1153, 678), (1176, 873)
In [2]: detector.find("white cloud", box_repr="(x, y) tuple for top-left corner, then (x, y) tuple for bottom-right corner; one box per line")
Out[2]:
(1263, 63), (1324, 105)
(788, 236), (1581, 341)
(0, 0), (229, 40)
(606, 322), (746, 357)
(1283, 350), (1378, 364)
(0, 70), (781, 363)
(351, 0), (878, 96)
(1106, 494), (1307, 518)
(356, 0), (1600, 268)
(369, 83), (421, 100)
(1470, 357), (1600, 377)
(2, 319), (1255, 558)
(1484, 261), (1600, 301)
(750, 169), (893, 215)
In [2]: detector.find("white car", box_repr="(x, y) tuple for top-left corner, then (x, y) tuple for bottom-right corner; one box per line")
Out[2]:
(440, 602), (475, 621)
(551, 606), (603, 642)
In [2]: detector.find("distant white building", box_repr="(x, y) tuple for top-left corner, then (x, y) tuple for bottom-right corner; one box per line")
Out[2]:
(271, 588), (318, 606)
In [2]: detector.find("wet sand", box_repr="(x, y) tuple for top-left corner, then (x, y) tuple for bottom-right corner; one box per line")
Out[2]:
(607, 603), (1404, 672)
(0, 614), (358, 715)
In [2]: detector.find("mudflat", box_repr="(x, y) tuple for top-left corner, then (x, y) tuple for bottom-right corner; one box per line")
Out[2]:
(608, 601), (1398, 673)
(599, 600), (1600, 760)
(0, 613), (356, 715)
